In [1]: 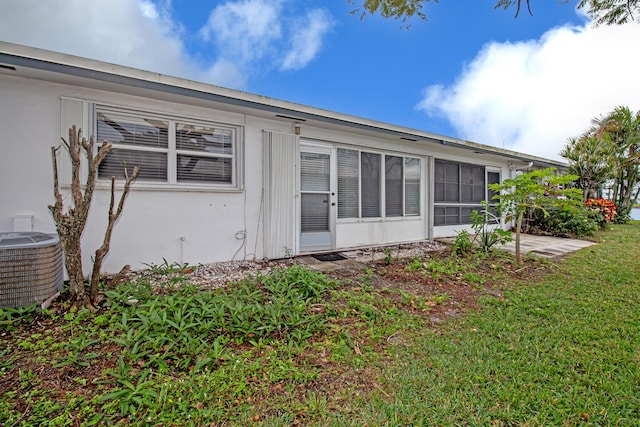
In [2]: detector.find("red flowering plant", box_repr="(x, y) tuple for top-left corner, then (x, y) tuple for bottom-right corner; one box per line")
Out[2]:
(585, 198), (617, 225)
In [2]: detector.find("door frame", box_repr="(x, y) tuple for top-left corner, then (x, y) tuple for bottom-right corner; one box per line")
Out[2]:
(298, 141), (336, 253)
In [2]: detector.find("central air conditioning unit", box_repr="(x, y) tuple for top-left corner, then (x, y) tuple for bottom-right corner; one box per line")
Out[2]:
(0, 232), (64, 309)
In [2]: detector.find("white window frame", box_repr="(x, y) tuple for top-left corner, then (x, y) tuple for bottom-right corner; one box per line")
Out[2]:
(337, 147), (421, 220)
(94, 104), (244, 191)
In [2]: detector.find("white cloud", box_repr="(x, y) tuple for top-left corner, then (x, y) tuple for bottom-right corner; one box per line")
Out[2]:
(199, 1), (334, 75)
(281, 8), (334, 70)
(199, 0), (283, 66)
(0, 0), (333, 89)
(0, 0), (194, 79)
(417, 22), (640, 161)
(139, 0), (160, 20)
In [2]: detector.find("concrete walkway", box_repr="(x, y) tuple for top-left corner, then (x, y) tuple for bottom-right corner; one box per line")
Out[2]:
(499, 233), (597, 258)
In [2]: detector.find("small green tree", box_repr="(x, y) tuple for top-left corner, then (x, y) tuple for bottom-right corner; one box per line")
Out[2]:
(488, 168), (581, 265)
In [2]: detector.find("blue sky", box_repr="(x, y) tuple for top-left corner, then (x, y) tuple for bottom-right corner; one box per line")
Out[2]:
(1, 0), (639, 160)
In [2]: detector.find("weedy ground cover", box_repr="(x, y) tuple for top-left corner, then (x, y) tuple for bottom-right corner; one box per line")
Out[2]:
(1, 224), (638, 426)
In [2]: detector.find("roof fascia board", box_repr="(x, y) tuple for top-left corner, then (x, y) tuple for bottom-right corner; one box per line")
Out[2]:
(0, 43), (566, 168)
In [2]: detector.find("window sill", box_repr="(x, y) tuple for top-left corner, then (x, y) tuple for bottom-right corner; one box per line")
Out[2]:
(338, 216), (423, 224)
(92, 181), (244, 193)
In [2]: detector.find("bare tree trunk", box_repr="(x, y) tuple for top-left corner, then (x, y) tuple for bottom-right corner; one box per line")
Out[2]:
(89, 168), (138, 301)
(49, 125), (135, 309)
(515, 211), (524, 266)
(619, 166), (638, 217)
(61, 232), (90, 306)
(48, 128), (97, 308)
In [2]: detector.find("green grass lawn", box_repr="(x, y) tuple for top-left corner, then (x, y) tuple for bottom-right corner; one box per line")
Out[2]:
(1, 223), (639, 426)
(341, 223), (640, 426)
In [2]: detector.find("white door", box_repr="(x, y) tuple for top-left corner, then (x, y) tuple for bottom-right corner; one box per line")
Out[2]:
(299, 144), (336, 252)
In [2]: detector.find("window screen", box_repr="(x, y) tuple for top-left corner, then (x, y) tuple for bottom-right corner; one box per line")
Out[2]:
(385, 155), (403, 217)
(434, 159), (488, 226)
(434, 161), (460, 203)
(461, 206), (483, 223)
(434, 206), (460, 226)
(487, 171), (500, 202)
(361, 152), (381, 218)
(460, 164), (485, 203)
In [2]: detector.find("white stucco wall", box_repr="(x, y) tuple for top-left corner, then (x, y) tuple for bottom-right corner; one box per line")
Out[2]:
(336, 218), (427, 249)
(1, 76), (61, 236)
(0, 74), (268, 273)
(1, 70), (515, 275)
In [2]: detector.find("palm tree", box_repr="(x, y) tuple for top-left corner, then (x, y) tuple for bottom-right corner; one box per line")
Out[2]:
(591, 106), (640, 219)
(560, 135), (616, 202)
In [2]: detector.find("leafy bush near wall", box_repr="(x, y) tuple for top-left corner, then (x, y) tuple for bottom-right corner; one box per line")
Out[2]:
(526, 205), (601, 238)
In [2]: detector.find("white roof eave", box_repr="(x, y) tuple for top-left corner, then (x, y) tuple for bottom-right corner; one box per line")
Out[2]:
(0, 41), (566, 169)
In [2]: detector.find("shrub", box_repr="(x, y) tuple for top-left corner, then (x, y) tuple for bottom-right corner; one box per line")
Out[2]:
(469, 209), (512, 253)
(613, 212), (632, 224)
(452, 204), (512, 256)
(585, 198), (617, 227)
(452, 230), (473, 255)
(527, 205), (600, 238)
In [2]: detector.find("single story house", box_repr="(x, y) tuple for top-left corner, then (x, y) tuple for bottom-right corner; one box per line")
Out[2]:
(0, 42), (565, 274)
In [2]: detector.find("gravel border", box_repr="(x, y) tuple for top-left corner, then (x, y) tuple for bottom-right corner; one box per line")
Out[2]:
(123, 240), (447, 291)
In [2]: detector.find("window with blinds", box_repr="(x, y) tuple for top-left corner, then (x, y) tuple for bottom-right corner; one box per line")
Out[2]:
(97, 111), (169, 181)
(300, 152), (331, 232)
(176, 123), (234, 184)
(300, 152), (330, 192)
(434, 159), (496, 225)
(96, 107), (241, 188)
(404, 158), (421, 216)
(361, 152), (381, 218)
(337, 149), (359, 218)
(338, 148), (421, 219)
